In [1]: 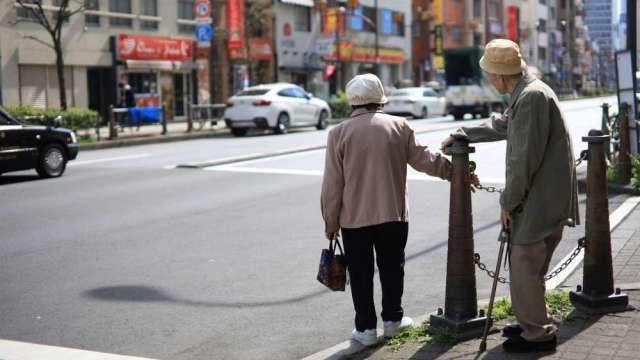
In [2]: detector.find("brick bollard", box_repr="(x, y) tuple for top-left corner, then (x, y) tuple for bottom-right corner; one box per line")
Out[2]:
(429, 139), (487, 339)
(569, 129), (629, 314)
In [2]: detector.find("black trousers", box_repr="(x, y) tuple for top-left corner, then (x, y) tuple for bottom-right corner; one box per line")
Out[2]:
(341, 221), (408, 331)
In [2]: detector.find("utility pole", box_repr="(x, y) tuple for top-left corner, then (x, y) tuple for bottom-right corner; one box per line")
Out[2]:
(374, 0), (379, 76)
(212, 0), (230, 103)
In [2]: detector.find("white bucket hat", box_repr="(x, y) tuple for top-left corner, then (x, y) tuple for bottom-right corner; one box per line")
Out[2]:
(479, 39), (527, 75)
(345, 73), (388, 106)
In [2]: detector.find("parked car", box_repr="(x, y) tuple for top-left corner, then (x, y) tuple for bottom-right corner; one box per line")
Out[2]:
(0, 107), (79, 178)
(384, 87), (447, 119)
(223, 83), (332, 136)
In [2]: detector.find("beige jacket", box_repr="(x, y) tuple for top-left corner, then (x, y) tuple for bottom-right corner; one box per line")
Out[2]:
(453, 73), (580, 245)
(321, 108), (452, 233)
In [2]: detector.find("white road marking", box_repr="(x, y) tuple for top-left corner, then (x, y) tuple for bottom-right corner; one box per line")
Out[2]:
(0, 339), (157, 360)
(546, 195), (640, 290)
(70, 154), (151, 166)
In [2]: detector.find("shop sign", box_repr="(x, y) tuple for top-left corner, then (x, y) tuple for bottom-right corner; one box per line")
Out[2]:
(507, 6), (519, 42)
(433, 55), (444, 70)
(350, 6), (364, 31)
(195, 23), (213, 48)
(117, 34), (193, 61)
(249, 38), (273, 60)
(323, 8), (344, 35)
(227, 0), (245, 50)
(315, 38), (334, 56)
(432, 0), (442, 24)
(434, 25), (444, 56)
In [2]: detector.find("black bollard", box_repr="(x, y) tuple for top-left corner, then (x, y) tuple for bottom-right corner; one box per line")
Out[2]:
(570, 129), (629, 314)
(601, 103), (611, 161)
(429, 139), (487, 339)
(618, 103), (632, 184)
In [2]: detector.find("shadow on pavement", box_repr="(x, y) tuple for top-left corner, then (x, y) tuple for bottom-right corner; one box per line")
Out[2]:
(0, 174), (42, 185)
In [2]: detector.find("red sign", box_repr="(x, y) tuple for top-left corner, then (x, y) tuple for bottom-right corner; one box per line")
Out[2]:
(249, 38), (273, 61)
(194, 0), (211, 18)
(507, 6), (519, 43)
(227, 0), (245, 50)
(283, 23), (292, 37)
(117, 34), (193, 61)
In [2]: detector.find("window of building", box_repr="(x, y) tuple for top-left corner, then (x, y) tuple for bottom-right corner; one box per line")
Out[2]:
(412, 20), (420, 38)
(549, 6), (556, 20)
(85, 0), (100, 26)
(140, 0), (158, 30)
(538, 46), (547, 62)
(561, 0), (566, 9)
(52, 0), (70, 23)
(293, 5), (311, 32)
(451, 26), (462, 42)
(393, 12), (404, 37)
(362, 6), (377, 33)
(473, 0), (482, 19)
(109, 0), (132, 28)
(538, 18), (546, 32)
(488, 1), (499, 19)
(17, 0), (41, 20)
(539, 0), (546, 4)
(473, 33), (482, 46)
(178, 0), (195, 33)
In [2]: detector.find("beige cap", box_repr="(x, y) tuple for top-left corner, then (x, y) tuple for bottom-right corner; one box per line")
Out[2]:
(345, 73), (388, 106)
(479, 39), (527, 75)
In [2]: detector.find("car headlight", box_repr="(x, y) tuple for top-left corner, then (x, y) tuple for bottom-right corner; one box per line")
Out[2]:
(69, 131), (77, 144)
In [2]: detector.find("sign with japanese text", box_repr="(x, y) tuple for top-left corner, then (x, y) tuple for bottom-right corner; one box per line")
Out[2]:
(117, 34), (193, 61)
(227, 0), (245, 50)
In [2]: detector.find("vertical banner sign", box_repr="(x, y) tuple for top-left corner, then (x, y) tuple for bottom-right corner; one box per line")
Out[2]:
(507, 6), (519, 43)
(432, 0), (444, 70)
(324, 8), (344, 35)
(432, 0), (442, 24)
(350, 5), (364, 31)
(380, 9), (393, 35)
(227, 0), (245, 50)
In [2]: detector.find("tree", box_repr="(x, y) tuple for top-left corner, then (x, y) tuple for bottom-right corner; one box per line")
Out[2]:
(15, 0), (87, 110)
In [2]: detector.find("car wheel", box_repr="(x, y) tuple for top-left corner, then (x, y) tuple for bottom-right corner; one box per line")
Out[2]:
(231, 128), (248, 137)
(420, 107), (428, 119)
(36, 143), (67, 178)
(275, 113), (290, 134)
(453, 112), (464, 121)
(316, 110), (329, 130)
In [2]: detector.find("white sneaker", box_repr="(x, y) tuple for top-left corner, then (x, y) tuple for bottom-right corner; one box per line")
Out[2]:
(351, 329), (378, 346)
(383, 316), (414, 338)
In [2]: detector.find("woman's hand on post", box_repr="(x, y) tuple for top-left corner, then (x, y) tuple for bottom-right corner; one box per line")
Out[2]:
(470, 174), (480, 193)
(441, 136), (455, 152)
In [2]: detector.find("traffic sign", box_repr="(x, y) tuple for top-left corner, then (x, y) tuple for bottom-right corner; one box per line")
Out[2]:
(195, 23), (213, 44)
(194, 0), (211, 19)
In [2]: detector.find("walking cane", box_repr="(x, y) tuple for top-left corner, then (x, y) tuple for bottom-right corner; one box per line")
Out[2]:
(479, 228), (509, 352)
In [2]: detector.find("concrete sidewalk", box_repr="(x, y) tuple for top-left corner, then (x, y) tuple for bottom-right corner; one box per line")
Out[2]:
(315, 196), (640, 360)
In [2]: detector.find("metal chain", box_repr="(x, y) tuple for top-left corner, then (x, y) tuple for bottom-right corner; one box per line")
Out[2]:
(473, 237), (586, 284)
(575, 150), (589, 167)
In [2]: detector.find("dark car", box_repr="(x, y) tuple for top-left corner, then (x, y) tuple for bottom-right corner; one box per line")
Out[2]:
(0, 106), (79, 178)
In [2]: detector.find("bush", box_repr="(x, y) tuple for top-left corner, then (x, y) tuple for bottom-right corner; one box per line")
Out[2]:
(328, 91), (351, 119)
(4, 105), (100, 131)
(632, 155), (640, 189)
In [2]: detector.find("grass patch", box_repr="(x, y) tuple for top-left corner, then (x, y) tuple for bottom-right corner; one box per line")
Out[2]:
(385, 321), (459, 352)
(490, 298), (514, 321)
(546, 291), (574, 321)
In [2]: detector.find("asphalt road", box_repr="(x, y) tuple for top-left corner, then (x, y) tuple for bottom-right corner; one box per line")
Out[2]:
(0, 96), (620, 360)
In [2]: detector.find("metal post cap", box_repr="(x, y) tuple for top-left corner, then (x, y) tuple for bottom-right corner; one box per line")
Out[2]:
(444, 139), (476, 155)
(582, 129), (610, 143)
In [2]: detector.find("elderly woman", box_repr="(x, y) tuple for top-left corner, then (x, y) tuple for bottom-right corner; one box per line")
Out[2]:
(442, 39), (579, 353)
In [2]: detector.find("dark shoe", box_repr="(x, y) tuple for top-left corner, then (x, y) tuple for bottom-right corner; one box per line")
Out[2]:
(502, 324), (523, 338)
(502, 335), (557, 353)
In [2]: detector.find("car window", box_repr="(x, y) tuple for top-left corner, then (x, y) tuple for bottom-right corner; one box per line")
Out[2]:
(0, 108), (18, 125)
(278, 88), (299, 98)
(423, 90), (438, 97)
(291, 87), (308, 98)
(236, 89), (270, 96)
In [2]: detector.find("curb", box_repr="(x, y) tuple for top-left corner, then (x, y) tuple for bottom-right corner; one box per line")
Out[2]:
(79, 128), (230, 151)
(577, 177), (640, 195)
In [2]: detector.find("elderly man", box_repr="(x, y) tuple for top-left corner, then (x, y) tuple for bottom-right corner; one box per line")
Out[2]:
(442, 39), (579, 352)
(321, 73), (454, 346)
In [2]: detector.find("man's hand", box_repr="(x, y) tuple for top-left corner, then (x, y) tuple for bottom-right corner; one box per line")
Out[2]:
(500, 209), (512, 229)
(470, 174), (480, 193)
(325, 232), (340, 241)
(441, 136), (455, 152)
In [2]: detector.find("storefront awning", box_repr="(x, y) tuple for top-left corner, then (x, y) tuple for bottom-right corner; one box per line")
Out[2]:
(280, 0), (314, 7)
(125, 60), (196, 70)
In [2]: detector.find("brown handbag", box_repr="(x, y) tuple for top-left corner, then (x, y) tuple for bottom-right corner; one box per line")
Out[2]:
(316, 239), (347, 291)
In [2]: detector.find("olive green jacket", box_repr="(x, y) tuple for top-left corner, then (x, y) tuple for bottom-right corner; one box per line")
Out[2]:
(453, 73), (580, 245)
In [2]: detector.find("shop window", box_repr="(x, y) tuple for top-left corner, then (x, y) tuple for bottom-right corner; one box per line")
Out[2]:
(538, 18), (547, 32)
(293, 5), (311, 32)
(109, 0), (132, 28)
(85, 0), (100, 26)
(538, 47), (547, 62)
(140, 0), (158, 30)
(178, 0), (195, 33)
(451, 26), (462, 42)
(19, 65), (74, 108)
(488, 1), (499, 20)
(16, 0), (41, 20)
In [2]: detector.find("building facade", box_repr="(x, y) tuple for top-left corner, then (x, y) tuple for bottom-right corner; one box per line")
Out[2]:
(584, 0), (616, 89)
(0, 0), (209, 121)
